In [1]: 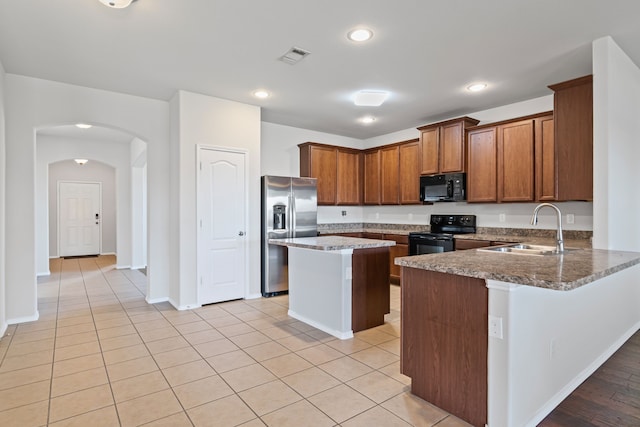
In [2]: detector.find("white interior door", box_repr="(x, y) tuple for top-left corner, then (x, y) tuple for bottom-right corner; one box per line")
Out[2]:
(197, 147), (246, 304)
(59, 181), (101, 257)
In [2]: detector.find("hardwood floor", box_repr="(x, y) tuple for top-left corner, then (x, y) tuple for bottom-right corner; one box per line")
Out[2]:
(539, 330), (640, 426)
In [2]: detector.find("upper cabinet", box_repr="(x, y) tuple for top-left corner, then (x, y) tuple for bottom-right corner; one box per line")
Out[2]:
(467, 113), (551, 203)
(380, 145), (400, 204)
(399, 140), (421, 204)
(363, 138), (421, 206)
(418, 117), (480, 175)
(548, 75), (593, 201)
(299, 142), (362, 205)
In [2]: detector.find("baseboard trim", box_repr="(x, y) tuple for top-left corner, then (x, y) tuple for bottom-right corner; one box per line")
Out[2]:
(288, 309), (353, 340)
(7, 311), (40, 325)
(131, 265), (146, 270)
(116, 265), (131, 270)
(245, 293), (263, 300)
(168, 298), (201, 311)
(145, 296), (169, 305)
(37, 270), (51, 277)
(0, 322), (7, 338)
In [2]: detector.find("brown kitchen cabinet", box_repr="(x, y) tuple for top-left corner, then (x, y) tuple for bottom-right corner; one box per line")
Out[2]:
(363, 149), (381, 205)
(380, 145), (400, 204)
(467, 112), (552, 203)
(467, 127), (498, 202)
(548, 75), (593, 201)
(497, 119), (535, 202)
(386, 234), (409, 284)
(418, 117), (480, 175)
(535, 114), (556, 201)
(455, 239), (511, 250)
(299, 142), (362, 205)
(399, 139), (421, 204)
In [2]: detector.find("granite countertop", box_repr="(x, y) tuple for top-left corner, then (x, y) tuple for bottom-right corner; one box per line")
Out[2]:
(453, 233), (593, 249)
(269, 236), (396, 251)
(395, 248), (640, 291)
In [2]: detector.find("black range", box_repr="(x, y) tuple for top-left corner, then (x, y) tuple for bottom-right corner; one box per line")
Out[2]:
(409, 214), (477, 255)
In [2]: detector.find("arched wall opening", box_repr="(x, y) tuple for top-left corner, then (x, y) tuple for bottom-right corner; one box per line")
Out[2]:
(36, 127), (148, 280)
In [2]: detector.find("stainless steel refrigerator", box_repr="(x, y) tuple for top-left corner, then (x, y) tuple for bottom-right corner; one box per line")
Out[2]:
(261, 175), (318, 297)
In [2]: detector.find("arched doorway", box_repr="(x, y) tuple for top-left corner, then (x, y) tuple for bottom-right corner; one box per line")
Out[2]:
(35, 125), (148, 281)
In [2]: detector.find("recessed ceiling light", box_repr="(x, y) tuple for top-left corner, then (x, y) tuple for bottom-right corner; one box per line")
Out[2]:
(75, 123), (92, 129)
(253, 90), (270, 99)
(360, 116), (376, 124)
(74, 159), (89, 165)
(467, 83), (488, 92)
(347, 28), (373, 42)
(98, 0), (136, 8)
(354, 90), (389, 107)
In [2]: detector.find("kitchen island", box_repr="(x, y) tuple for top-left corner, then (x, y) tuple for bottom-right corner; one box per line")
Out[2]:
(270, 236), (395, 339)
(395, 248), (640, 427)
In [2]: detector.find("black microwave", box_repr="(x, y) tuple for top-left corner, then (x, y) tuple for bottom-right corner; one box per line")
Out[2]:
(420, 173), (466, 202)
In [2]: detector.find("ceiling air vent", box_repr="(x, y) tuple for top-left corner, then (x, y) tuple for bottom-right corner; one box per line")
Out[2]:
(278, 46), (311, 65)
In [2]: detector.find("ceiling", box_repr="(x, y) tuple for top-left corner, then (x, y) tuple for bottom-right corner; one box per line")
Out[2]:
(1, 0), (639, 139)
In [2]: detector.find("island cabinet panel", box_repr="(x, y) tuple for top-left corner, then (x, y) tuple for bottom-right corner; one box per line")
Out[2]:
(467, 127), (497, 202)
(351, 247), (390, 332)
(401, 268), (488, 427)
(363, 149), (381, 204)
(535, 115), (556, 201)
(497, 119), (535, 202)
(380, 146), (400, 204)
(549, 75), (593, 201)
(399, 140), (421, 204)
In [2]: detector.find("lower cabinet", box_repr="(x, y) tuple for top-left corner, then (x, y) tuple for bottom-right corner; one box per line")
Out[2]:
(455, 239), (512, 250)
(332, 232), (408, 284)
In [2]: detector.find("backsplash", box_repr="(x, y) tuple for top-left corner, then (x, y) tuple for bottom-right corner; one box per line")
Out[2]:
(318, 222), (593, 241)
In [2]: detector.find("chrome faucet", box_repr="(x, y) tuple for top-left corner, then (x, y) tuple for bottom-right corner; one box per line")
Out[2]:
(531, 203), (565, 253)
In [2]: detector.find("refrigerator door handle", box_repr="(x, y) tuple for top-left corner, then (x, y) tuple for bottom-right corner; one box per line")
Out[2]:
(290, 193), (296, 238)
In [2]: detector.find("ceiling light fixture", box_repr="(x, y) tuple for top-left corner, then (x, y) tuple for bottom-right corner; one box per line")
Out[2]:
(354, 90), (389, 107)
(253, 90), (270, 99)
(74, 159), (89, 165)
(75, 123), (92, 129)
(98, 0), (137, 9)
(347, 28), (373, 42)
(360, 116), (376, 124)
(467, 83), (488, 92)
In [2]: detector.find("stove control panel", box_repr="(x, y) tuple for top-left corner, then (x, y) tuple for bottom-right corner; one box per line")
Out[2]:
(430, 214), (477, 233)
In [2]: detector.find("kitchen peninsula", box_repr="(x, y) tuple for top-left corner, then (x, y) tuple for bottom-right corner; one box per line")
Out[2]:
(269, 235), (395, 339)
(395, 248), (640, 427)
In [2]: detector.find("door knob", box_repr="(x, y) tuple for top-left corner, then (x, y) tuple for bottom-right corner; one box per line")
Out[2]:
(238, 231), (244, 236)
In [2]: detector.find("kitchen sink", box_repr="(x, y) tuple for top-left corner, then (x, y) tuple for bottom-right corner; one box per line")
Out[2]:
(477, 243), (578, 256)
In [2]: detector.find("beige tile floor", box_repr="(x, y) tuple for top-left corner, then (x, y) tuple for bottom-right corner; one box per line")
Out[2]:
(0, 255), (471, 427)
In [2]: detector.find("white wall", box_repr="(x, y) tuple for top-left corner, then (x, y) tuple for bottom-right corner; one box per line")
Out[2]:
(261, 95), (594, 231)
(131, 137), (147, 269)
(48, 159), (117, 257)
(4, 75), (171, 323)
(171, 91), (261, 307)
(0, 59), (6, 336)
(593, 36), (640, 251)
(487, 264), (640, 426)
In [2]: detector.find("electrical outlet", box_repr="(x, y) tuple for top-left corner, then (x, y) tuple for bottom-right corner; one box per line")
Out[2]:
(499, 213), (506, 223)
(488, 315), (503, 339)
(566, 214), (575, 224)
(341, 210), (347, 216)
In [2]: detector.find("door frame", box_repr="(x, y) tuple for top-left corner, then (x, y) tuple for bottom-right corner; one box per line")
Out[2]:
(196, 145), (250, 304)
(57, 180), (103, 257)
